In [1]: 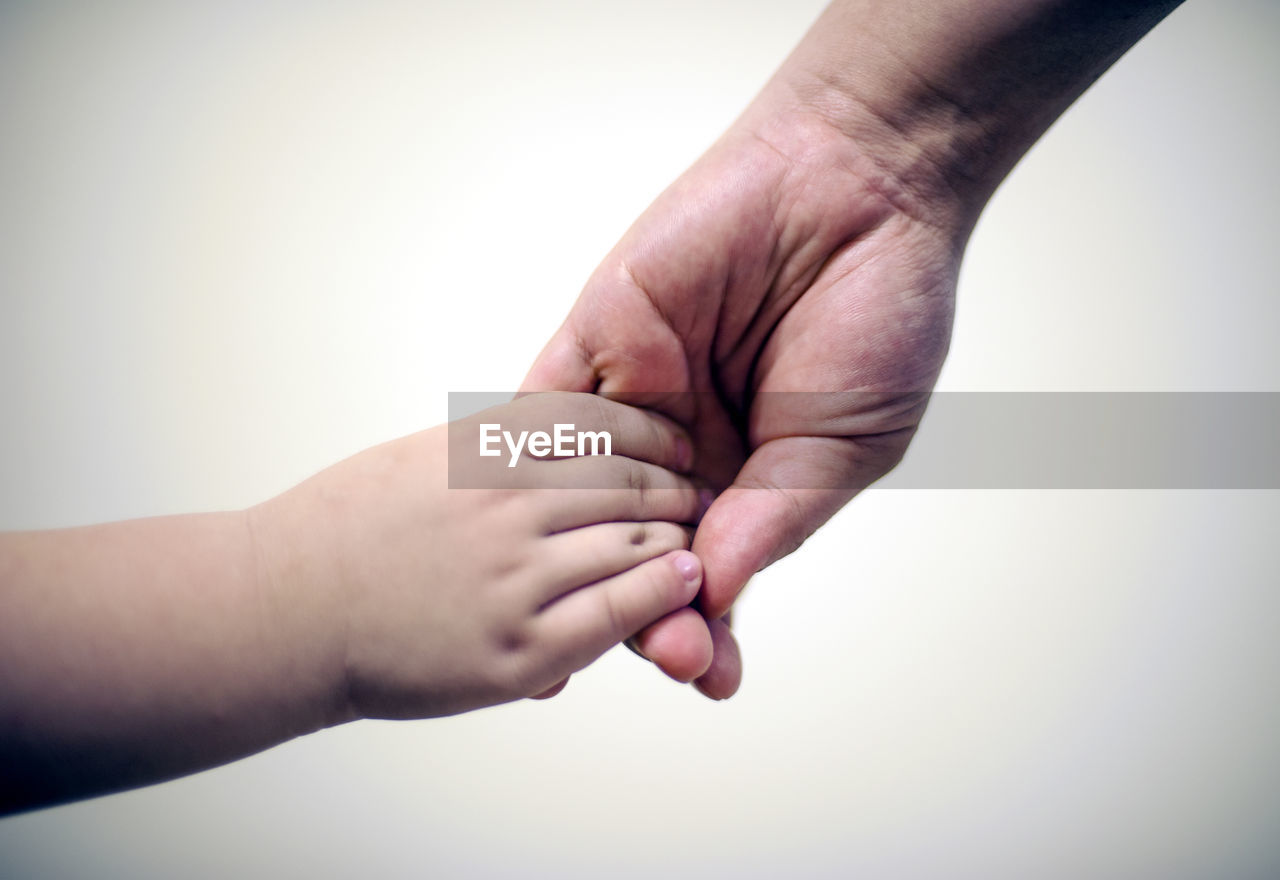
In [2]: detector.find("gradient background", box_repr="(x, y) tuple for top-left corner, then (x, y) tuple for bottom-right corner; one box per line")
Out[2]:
(1, 1), (1277, 877)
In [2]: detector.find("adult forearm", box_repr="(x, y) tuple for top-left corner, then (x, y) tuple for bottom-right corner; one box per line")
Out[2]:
(0, 511), (339, 813)
(747, 0), (1184, 224)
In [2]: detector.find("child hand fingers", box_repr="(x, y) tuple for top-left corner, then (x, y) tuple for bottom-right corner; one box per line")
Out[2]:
(536, 457), (706, 532)
(532, 521), (691, 607)
(533, 550), (703, 675)
(572, 395), (692, 471)
(506, 392), (693, 472)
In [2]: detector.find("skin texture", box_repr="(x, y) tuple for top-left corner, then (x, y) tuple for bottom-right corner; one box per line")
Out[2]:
(0, 393), (703, 813)
(523, 0), (1184, 698)
(0, 0), (1188, 813)
(523, 111), (957, 697)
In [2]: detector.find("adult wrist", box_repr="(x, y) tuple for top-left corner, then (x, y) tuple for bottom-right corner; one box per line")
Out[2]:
(747, 0), (1184, 229)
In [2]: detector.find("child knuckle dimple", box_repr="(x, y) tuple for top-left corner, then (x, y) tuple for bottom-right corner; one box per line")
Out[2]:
(588, 395), (619, 438)
(584, 392), (606, 421)
(489, 624), (544, 696)
(495, 620), (531, 656)
(599, 589), (628, 641)
(625, 462), (651, 494)
(629, 523), (649, 547)
(617, 466), (649, 511)
(606, 404), (625, 440)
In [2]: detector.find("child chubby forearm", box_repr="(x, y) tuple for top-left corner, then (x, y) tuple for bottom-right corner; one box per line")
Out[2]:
(0, 393), (705, 814)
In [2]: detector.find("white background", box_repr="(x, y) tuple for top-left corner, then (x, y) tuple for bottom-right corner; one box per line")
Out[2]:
(1, 2), (1277, 877)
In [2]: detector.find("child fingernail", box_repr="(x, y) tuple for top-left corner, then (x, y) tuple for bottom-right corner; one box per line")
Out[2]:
(673, 551), (701, 584)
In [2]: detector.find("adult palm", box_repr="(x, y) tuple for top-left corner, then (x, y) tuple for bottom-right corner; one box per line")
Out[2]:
(522, 110), (964, 698)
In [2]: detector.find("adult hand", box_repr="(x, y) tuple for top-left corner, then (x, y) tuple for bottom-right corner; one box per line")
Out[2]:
(523, 108), (959, 699)
(523, 0), (1182, 698)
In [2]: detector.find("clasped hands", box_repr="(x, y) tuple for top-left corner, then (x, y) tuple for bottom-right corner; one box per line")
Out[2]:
(522, 106), (961, 700)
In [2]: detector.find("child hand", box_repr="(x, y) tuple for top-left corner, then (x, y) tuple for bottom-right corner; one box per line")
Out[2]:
(252, 393), (706, 722)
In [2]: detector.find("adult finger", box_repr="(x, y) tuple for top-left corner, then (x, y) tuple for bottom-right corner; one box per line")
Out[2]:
(692, 433), (899, 619)
(693, 614), (742, 700)
(626, 606), (716, 683)
(520, 325), (597, 394)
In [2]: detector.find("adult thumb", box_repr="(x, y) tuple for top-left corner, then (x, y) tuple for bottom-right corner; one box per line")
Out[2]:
(691, 433), (895, 619)
(520, 325), (596, 394)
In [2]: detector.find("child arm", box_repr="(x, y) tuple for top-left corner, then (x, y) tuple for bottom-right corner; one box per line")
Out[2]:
(0, 511), (328, 813)
(1, 393), (703, 814)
